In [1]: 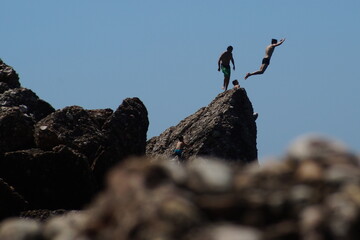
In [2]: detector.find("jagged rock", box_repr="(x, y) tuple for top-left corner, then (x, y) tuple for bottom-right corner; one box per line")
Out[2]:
(0, 178), (28, 221)
(87, 108), (113, 129)
(0, 88), (55, 121)
(0, 106), (36, 153)
(0, 59), (20, 90)
(0, 146), (96, 210)
(34, 106), (107, 165)
(92, 97), (149, 185)
(147, 89), (258, 163)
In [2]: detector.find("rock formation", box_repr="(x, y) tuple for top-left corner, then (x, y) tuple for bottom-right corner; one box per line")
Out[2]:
(0, 59), (149, 211)
(147, 89), (258, 163)
(92, 97), (149, 186)
(0, 59), (20, 90)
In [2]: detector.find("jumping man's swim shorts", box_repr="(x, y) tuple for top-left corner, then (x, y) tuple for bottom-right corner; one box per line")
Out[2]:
(262, 58), (270, 65)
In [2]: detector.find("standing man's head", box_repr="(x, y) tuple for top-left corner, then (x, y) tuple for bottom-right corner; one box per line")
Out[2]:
(271, 39), (278, 44)
(178, 136), (184, 142)
(227, 46), (233, 52)
(232, 80), (239, 85)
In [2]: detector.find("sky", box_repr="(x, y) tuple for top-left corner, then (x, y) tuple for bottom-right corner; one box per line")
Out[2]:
(1, 1), (359, 163)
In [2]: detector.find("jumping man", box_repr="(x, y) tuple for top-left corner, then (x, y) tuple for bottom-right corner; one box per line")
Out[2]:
(245, 38), (285, 80)
(218, 46), (235, 90)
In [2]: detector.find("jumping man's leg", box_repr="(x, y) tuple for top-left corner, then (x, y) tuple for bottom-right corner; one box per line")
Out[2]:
(245, 64), (268, 80)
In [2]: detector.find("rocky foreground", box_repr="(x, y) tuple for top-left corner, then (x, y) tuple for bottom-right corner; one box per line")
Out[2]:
(0, 136), (360, 240)
(1, 59), (360, 239)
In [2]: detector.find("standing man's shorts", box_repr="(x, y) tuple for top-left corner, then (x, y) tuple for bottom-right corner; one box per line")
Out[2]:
(221, 65), (231, 77)
(174, 149), (183, 157)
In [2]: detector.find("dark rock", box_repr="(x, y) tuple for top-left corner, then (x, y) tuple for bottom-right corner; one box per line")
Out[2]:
(92, 97), (149, 185)
(88, 108), (113, 129)
(0, 178), (28, 221)
(0, 146), (96, 210)
(0, 88), (55, 121)
(0, 106), (36, 153)
(34, 106), (106, 165)
(0, 83), (10, 94)
(0, 59), (20, 90)
(147, 89), (258, 163)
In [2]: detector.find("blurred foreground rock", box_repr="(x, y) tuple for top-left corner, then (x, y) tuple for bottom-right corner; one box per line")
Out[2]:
(1, 135), (359, 240)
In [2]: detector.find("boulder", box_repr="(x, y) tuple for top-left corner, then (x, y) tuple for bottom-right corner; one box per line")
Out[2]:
(0, 88), (55, 121)
(147, 89), (258, 163)
(0, 178), (28, 221)
(87, 108), (113, 129)
(0, 146), (96, 210)
(92, 97), (149, 185)
(0, 59), (20, 90)
(0, 106), (36, 153)
(34, 106), (106, 165)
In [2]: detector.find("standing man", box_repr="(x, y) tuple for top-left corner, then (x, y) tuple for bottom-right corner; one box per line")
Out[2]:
(218, 46), (235, 91)
(245, 38), (285, 80)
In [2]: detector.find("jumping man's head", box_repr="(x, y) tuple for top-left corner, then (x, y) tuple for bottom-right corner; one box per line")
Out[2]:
(271, 39), (278, 44)
(227, 46), (233, 52)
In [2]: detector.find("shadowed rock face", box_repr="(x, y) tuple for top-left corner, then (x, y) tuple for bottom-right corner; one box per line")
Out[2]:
(34, 106), (107, 165)
(147, 89), (258, 163)
(0, 178), (28, 221)
(0, 107), (36, 153)
(0, 146), (96, 210)
(92, 97), (149, 186)
(0, 88), (55, 121)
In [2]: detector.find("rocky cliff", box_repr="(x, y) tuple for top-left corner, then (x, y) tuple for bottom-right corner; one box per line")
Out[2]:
(147, 89), (258, 163)
(0, 59), (149, 215)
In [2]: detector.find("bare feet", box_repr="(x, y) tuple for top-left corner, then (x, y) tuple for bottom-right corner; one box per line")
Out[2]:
(245, 73), (250, 80)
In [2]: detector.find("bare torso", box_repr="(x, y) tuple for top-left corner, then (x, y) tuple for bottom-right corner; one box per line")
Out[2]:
(264, 45), (275, 59)
(219, 51), (233, 66)
(176, 141), (185, 150)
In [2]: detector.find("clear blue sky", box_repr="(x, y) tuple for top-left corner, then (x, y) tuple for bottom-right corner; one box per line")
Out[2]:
(1, 1), (359, 162)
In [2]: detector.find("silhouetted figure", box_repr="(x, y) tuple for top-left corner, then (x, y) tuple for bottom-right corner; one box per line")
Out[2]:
(218, 46), (235, 90)
(245, 38), (285, 80)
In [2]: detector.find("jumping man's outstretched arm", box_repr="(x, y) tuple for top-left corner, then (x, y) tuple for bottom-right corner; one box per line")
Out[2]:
(274, 38), (286, 47)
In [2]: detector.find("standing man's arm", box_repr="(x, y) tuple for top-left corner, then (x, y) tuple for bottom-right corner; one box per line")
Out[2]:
(218, 54), (223, 71)
(231, 54), (235, 70)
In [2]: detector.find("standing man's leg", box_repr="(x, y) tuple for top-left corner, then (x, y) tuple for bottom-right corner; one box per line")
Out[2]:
(221, 65), (231, 90)
(224, 75), (230, 90)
